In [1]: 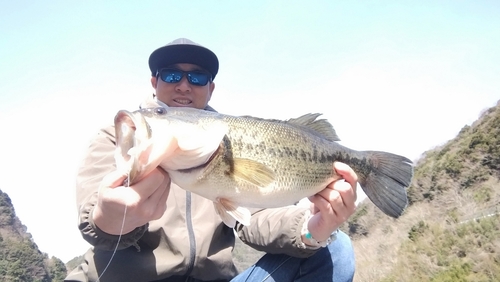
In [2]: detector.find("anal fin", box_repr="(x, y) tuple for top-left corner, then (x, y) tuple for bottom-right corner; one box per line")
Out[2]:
(213, 198), (251, 227)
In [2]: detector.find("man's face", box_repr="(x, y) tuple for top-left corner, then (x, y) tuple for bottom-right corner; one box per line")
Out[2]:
(151, 63), (215, 109)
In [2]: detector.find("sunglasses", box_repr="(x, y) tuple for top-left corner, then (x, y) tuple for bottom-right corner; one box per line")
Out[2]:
(156, 68), (212, 86)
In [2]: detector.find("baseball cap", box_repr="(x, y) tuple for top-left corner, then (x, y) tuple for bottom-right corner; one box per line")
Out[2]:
(148, 38), (219, 80)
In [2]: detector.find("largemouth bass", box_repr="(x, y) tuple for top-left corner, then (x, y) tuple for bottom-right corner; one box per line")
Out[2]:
(114, 103), (413, 227)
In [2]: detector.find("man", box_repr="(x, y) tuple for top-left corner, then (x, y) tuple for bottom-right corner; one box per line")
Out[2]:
(65, 38), (357, 282)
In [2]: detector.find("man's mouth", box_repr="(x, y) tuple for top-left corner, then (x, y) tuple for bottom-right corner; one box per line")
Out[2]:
(174, 98), (192, 105)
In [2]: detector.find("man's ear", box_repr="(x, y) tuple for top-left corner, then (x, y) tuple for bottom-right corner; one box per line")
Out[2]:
(207, 82), (215, 101)
(151, 76), (158, 89)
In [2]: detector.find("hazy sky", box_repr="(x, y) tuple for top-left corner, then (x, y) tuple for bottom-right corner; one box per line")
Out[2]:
(1, 1), (499, 262)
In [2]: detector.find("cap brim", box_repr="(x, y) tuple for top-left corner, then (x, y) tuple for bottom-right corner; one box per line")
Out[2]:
(148, 44), (219, 80)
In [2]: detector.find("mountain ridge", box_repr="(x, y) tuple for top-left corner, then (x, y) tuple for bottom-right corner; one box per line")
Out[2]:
(345, 99), (500, 281)
(0, 190), (67, 281)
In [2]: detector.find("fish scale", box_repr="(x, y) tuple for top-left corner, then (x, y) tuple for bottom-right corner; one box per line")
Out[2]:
(222, 116), (336, 192)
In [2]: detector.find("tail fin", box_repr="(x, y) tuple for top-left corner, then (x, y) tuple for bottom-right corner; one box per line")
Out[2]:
(359, 151), (413, 218)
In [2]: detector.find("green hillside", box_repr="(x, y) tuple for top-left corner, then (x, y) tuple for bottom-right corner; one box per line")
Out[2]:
(0, 191), (67, 282)
(345, 100), (500, 281)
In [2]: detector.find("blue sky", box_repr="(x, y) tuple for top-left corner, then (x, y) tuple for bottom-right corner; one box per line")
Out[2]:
(0, 1), (499, 262)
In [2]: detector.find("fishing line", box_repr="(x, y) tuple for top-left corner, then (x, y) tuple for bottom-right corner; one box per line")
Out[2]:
(96, 173), (130, 282)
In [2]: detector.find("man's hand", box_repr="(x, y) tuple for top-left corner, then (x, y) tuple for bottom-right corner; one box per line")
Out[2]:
(305, 162), (358, 244)
(93, 168), (171, 235)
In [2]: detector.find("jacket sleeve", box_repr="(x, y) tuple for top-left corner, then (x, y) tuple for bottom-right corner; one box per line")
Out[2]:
(76, 125), (147, 251)
(235, 206), (320, 258)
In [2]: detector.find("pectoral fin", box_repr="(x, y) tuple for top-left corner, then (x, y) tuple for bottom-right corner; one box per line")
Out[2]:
(213, 198), (251, 227)
(233, 158), (275, 187)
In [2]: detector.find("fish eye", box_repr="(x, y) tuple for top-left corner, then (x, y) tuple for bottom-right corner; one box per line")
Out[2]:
(155, 107), (166, 115)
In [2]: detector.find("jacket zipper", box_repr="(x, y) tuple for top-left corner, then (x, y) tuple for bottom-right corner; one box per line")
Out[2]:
(185, 191), (196, 278)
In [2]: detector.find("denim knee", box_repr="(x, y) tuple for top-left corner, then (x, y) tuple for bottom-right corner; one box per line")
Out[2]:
(232, 230), (355, 282)
(326, 230), (355, 280)
(294, 230), (355, 281)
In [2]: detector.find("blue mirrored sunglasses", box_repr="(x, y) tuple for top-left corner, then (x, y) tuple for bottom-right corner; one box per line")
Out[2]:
(156, 68), (211, 86)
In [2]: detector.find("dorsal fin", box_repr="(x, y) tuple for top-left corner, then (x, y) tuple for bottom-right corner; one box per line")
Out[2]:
(286, 113), (340, 142)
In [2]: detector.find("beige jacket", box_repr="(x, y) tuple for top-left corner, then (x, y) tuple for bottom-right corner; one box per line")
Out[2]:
(65, 107), (318, 282)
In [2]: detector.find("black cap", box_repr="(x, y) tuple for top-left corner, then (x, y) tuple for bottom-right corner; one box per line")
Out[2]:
(148, 38), (219, 80)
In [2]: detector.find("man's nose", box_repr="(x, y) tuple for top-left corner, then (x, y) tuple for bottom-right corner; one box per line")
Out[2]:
(175, 77), (191, 92)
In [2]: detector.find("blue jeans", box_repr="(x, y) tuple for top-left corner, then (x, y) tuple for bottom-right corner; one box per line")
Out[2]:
(155, 231), (354, 282)
(231, 230), (355, 282)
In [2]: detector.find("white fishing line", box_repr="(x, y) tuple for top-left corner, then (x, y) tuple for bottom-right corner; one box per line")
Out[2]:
(96, 173), (130, 282)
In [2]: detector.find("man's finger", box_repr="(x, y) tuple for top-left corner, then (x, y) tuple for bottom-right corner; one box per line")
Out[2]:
(333, 162), (358, 201)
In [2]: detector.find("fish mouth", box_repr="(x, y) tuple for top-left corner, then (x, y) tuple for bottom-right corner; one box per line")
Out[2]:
(114, 110), (141, 165)
(115, 111), (136, 131)
(114, 110), (152, 183)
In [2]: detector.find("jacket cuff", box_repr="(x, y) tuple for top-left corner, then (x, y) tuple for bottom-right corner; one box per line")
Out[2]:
(291, 208), (321, 252)
(78, 193), (147, 251)
(237, 207), (320, 258)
